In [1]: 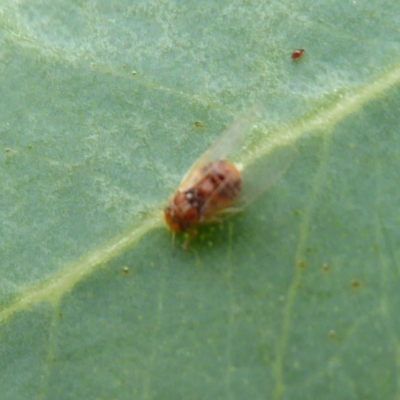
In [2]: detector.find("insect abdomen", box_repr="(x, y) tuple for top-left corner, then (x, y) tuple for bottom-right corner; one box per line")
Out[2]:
(164, 160), (241, 233)
(198, 160), (241, 216)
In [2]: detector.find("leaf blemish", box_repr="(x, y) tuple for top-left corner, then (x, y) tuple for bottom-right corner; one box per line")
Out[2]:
(328, 330), (337, 340)
(321, 263), (331, 273)
(298, 261), (307, 269)
(122, 267), (130, 275)
(350, 279), (362, 289)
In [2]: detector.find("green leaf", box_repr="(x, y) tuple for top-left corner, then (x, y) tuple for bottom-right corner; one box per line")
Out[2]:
(1, 1), (400, 399)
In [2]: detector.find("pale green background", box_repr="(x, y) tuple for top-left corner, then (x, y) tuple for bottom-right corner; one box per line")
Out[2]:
(1, 1), (400, 399)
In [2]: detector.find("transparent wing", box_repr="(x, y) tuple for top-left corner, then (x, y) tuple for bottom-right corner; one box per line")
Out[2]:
(236, 143), (295, 209)
(197, 143), (295, 219)
(179, 104), (263, 191)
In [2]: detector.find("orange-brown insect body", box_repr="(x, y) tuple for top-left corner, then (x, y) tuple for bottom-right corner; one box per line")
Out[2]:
(164, 160), (241, 233)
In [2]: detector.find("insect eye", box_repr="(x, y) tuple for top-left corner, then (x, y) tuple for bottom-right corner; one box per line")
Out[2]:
(185, 190), (200, 207)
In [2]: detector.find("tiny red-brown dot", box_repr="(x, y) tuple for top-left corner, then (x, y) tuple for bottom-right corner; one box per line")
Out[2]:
(291, 49), (305, 60)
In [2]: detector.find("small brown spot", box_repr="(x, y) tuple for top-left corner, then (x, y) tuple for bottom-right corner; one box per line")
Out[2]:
(291, 48), (305, 60)
(131, 70), (138, 76)
(194, 121), (204, 129)
(28, 145), (33, 150)
(306, 247), (318, 254)
(321, 263), (331, 273)
(328, 330), (336, 340)
(58, 312), (64, 319)
(293, 210), (301, 217)
(350, 279), (362, 289)
(5, 148), (11, 153)
(122, 267), (130, 275)
(298, 261), (307, 269)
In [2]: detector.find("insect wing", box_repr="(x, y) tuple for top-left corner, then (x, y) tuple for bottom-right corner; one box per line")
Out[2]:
(178, 104), (263, 191)
(236, 142), (295, 209)
(198, 142), (295, 219)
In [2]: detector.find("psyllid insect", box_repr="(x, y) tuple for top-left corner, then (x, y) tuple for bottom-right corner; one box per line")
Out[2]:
(164, 105), (294, 247)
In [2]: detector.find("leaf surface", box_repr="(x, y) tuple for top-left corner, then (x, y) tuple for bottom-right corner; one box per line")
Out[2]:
(1, 1), (400, 399)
